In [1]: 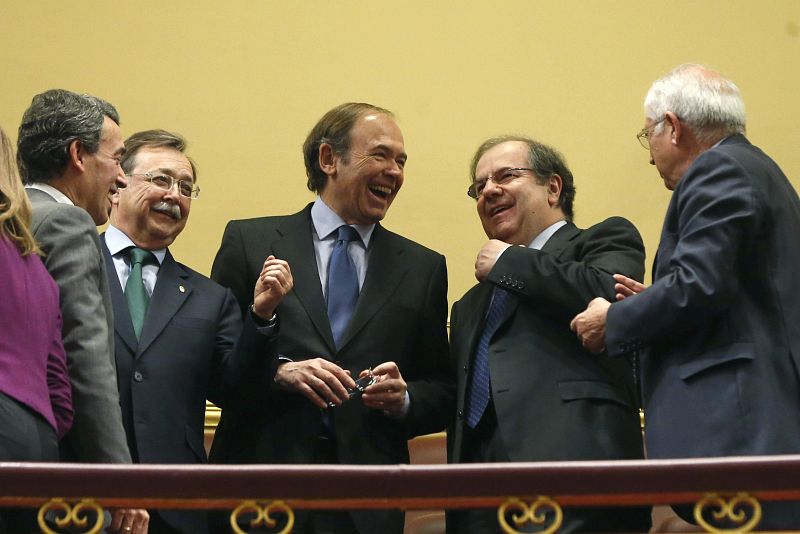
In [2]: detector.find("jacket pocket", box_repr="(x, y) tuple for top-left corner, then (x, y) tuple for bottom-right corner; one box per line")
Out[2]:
(679, 342), (754, 381)
(558, 380), (630, 408)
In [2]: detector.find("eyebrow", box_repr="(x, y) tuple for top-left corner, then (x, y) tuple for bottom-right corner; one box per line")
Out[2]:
(151, 167), (194, 181)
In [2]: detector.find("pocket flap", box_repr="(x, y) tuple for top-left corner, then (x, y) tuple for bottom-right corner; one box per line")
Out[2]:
(558, 380), (629, 407)
(679, 342), (754, 380)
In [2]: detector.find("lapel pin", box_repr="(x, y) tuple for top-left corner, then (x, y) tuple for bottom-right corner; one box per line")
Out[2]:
(179, 285), (185, 293)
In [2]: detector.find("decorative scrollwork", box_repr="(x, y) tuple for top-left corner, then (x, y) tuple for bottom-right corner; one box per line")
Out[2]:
(37, 498), (104, 534)
(694, 492), (762, 532)
(498, 496), (563, 534)
(230, 499), (294, 534)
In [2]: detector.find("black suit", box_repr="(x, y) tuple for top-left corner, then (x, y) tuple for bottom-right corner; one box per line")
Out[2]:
(209, 204), (451, 534)
(102, 236), (277, 534)
(607, 134), (800, 528)
(449, 218), (650, 533)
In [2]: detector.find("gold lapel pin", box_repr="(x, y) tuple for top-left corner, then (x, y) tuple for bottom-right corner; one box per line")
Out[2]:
(179, 285), (185, 293)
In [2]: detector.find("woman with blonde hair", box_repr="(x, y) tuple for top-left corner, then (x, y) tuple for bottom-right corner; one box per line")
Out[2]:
(0, 125), (72, 532)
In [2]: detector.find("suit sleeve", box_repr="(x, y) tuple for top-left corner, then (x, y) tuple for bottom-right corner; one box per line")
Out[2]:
(488, 217), (646, 322)
(211, 221), (255, 317)
(208, 288), (279, 409)
(403, 254), (454, 437)
(35, 206), (131, 462)
(47, 311), (73, 440)
(606, 151), (760, 354)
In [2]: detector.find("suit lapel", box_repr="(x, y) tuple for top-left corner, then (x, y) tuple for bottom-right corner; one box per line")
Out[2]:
(337, 225), (407, 350)
(271, 208), (337, 353)
(461, 283), (495, 364)
(540, 221), (580, 257)
(100, 234), (138, 353)
(138, 250), (191, 356)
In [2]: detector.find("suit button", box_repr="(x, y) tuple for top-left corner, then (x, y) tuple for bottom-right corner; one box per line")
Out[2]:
(463, 365), (468, 374)
(457, 410), (463, 419)
(133, 371), (143, 382)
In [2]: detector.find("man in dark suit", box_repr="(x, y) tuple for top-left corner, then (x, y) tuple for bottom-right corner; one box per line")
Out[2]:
(18, 89), (148, 534)
(448, 136), (650, 533)
(210, 103), (451, 534)
(102, 129), (292, 534)
(572, 64), (800, 529)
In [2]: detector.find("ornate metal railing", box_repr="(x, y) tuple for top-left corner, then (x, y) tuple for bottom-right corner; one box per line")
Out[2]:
(2, 455), (800, 533)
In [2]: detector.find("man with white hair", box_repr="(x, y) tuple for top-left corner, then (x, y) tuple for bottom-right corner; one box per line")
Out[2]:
(571, 64), (800, 527)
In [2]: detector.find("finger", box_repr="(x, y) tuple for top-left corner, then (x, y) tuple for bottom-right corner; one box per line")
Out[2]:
(309, 374), (347, 406)
(569, 316), (579, 332)
(109, 510), (124, 532)
(370, 361), (399, 378)
(301, 378), (331, 409)
(318, 361), (356, 389)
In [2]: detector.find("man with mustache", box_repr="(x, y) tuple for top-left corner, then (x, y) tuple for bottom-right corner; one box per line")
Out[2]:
(102, 130), (292, 533)
(18, 89), (149, 534)
(209, 103), (451, 534)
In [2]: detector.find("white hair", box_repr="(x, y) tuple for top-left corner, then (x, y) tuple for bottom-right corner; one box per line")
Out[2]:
(645, 64), (746, 143)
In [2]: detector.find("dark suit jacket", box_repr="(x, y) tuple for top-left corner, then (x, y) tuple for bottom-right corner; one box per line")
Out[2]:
(209, 204), (451, 534)
(606, 135), (800, 526)
(449, 218), (649, 532)
(101, 236), (277, 534)
(28, 189), (131, 463)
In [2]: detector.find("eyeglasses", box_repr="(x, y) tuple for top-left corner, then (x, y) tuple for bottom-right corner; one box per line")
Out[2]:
(125, 173), (200, 199)
(467, 167), (535, 200)
(636, 117), (666, 149)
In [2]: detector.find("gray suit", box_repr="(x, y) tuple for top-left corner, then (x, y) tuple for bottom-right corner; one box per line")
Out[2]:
(28, 188), (130, 463)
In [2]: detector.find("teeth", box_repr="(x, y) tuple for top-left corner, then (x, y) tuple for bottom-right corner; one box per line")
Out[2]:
(369, 185), (392, 195)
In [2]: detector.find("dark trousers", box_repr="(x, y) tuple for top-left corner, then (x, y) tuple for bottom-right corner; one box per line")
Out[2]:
(448, 401), (651, 534)
(0, 391), (58, 534)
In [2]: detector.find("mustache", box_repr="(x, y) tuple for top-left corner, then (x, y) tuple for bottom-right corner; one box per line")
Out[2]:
(152, 201), (182, 220)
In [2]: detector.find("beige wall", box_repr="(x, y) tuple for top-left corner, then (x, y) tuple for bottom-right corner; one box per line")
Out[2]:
(2, 1), (798, 307)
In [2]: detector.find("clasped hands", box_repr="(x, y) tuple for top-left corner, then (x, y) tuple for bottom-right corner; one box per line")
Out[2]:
(570, 274), (646, 354)
(275, 359), (407, 416)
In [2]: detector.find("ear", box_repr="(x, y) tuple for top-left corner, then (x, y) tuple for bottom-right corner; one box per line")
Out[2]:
(318, 143), (338, 179)
(665, 111), (682, 145)
(547, 174), (563, 207)
(67, 139), (86, 172)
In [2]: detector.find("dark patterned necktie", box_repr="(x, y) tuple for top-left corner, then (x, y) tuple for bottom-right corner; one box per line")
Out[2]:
(125, 247), (155, 340)
(466, 288), (509, 428)
(326, 226), (360, 349)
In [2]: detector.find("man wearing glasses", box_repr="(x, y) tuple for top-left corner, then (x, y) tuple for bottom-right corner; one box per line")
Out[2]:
(101, 130), (293, 534)
(209, 103), (451, 534)
(572, 64), (800, 529)
(448, 136), (650, 532)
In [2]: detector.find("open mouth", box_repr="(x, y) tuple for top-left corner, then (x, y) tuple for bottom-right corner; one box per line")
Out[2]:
(368, 184), (392, 200)
(489, 204), (511, 217)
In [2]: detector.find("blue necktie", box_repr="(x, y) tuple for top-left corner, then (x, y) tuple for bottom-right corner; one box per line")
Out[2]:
(466, 288), (509, 428)
(125, 247), (155, 340)
(326, 225), (360, 349)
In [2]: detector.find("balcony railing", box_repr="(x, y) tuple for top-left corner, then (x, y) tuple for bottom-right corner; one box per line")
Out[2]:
(2, 454), (800, 533)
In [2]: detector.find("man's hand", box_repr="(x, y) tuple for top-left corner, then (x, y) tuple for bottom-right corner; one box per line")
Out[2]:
(570, 297), (612, 354)
(108, 508), (149, 534)
(252, 255), (293, 320)
(274, 358), (355, 409)
(361, 361), (407, 416)
(614, 273), (646, 301)
(475, 239), (512, 282)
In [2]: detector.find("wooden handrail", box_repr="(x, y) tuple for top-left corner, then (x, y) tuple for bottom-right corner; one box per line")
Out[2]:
(2, 455), (800, 510)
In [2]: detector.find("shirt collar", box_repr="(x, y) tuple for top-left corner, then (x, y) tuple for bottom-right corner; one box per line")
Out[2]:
(311, 196), (375, 247)
(529, 219), (568, 250)
(105, 225), (166, 265)
(26, 183), (74, 205)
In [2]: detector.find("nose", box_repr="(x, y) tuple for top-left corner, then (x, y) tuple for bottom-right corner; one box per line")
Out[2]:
(116, 171), (128, 190)
(481, 178), (503, 198)
(162, 180), (182, 202)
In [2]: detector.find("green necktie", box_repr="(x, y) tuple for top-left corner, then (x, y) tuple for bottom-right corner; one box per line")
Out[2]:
(125, 247), (154, 340)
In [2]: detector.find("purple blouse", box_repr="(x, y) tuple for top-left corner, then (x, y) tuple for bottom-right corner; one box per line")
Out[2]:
(0, 235), (72, 437)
